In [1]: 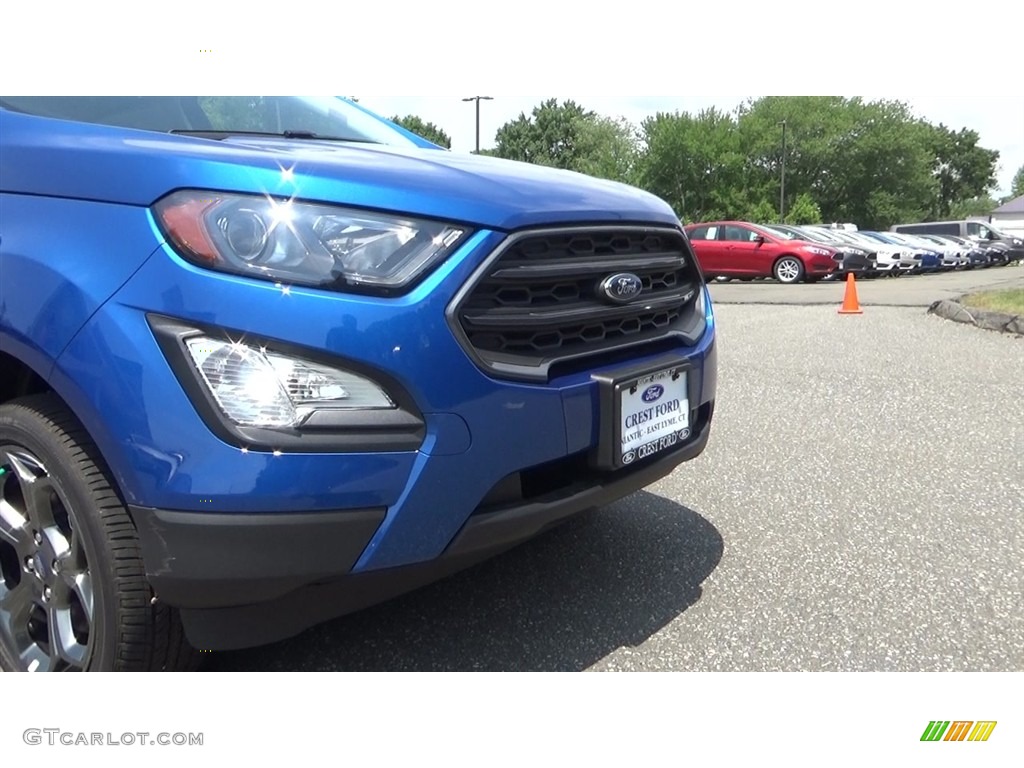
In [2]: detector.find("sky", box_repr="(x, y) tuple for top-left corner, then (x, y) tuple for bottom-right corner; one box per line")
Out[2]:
(359, 95), (1024, 198)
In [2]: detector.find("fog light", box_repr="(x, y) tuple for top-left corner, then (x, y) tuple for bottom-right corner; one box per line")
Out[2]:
(184, 337), (394, 428)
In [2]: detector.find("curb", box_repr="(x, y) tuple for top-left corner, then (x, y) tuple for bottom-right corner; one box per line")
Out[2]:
(927, 299), (1024, 336)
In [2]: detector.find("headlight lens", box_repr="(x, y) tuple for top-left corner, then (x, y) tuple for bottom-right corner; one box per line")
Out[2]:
(696, 284), (713, 321)
(802, 245), (832, 257)
(154, 190), (468, 293)
(185, 337), (394, 428)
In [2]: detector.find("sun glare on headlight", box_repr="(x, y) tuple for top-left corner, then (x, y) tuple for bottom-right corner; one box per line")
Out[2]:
(185, 336), (395, 429)
(154, 190), (468, 293)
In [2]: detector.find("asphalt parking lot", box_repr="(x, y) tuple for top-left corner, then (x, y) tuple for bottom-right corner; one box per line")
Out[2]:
(210, 267), (1024, 672)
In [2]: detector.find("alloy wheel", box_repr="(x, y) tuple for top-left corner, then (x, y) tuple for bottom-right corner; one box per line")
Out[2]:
(774, 257), (803, 284)
(0, 447), (94, 671)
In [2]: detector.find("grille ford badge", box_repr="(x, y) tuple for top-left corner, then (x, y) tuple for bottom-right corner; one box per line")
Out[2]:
(599, 273), (643, 304)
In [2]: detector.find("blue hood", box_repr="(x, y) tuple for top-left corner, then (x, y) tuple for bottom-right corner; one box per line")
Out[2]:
(0, 111), (679, 231)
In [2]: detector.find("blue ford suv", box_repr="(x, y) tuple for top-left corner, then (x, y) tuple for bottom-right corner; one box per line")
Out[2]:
(0, 97), (717, 671)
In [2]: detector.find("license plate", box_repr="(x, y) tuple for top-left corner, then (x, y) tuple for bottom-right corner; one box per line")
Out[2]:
(618, 366), (690, 466)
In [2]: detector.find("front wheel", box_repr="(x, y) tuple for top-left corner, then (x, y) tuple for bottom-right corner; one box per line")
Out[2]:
(773, 256), (805, 284)
(0, 394), (198, 671)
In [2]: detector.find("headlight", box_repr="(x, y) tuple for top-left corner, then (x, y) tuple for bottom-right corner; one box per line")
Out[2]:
(154, 190), (468, 293)
(185, 337), (394, 428)
(801, 245), (832, 257)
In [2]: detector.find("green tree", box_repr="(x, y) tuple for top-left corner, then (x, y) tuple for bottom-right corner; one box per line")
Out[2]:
(637, 107), (748, 222)
(573, 116), (641, 185)
(389, 114), (451, 148)
(736, 96), (856, 220)
(784, 193), (823, 225)
(1011, 164), (1024, 199)
(926, 123), (999, 218)
(948, 195), (1000, 219)
(743, 199), (781, 225)
(735, 96), (938, 229)
(491, 99), (596, 169)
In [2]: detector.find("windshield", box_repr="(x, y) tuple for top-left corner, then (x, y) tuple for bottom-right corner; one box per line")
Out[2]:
(828, 231), (862, 244)
(762, 226), (797, 239)
(799, 227), (840, 243)
(0, 96), (426, 148)
(862, 232), (902, 246)
(845, 233), (881, 247)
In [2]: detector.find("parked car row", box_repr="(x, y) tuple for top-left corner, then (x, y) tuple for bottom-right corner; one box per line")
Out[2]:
(683, 220), (1018, 284)
(891, 218), (1024, 264)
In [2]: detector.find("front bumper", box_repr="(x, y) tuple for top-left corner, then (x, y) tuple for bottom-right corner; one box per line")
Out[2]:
(133, 405), (714, 650)
(52, 218), (718, 650)
(834, 254), (871, 275)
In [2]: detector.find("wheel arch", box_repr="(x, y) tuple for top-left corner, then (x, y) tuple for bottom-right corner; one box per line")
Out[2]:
(773, 252), (807, 267)
(0, 348), (133, 510)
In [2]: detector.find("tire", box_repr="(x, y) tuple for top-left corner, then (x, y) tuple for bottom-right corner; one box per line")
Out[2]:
(0, 394), (198, 671)
(773, 256), (805, 284)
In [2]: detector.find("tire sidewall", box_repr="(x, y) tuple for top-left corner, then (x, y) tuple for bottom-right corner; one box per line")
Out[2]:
(0, 406), (122, 671)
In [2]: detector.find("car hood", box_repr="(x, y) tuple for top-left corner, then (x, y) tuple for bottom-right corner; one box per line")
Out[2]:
(0, 111), (679, 231)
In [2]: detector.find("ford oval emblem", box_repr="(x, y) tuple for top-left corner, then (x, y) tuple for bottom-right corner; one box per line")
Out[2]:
(599, 273), (643, 304)
(642, 384), (664, 403)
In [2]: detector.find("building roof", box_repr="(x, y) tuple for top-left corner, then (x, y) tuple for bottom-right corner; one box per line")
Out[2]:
(993, 195), (1024, 215)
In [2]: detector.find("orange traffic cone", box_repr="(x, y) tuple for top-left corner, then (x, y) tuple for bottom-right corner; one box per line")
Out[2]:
(838, 273), (863, 315)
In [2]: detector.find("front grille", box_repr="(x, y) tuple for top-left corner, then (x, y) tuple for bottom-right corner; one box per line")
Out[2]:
(449, 226), (705, 381)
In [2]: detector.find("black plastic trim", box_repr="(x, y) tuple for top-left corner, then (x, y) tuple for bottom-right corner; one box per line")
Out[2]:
(148, 314), (426, 452)
(477, 310), (707, 383)
(489, 252), (686, 279)
(445, 224), (706, 383)
(131, 505), (387, 609)
(461, 289), (695, 328)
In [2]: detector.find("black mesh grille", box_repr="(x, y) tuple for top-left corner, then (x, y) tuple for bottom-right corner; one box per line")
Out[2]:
(451, 227), (704, 381)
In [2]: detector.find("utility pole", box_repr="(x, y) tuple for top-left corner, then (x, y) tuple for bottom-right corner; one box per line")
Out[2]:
(779, 120), (787, 222)
(462, 96), (493, 153)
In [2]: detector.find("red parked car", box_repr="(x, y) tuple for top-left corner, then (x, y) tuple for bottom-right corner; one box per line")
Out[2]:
(683, 221), (844, 284)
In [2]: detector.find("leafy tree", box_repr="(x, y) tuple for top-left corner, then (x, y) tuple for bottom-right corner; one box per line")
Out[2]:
(490, 100), (640, 185)
(926, 123), (999, 218)
(491, 99), (596, 169)
(785, 193), (823, 225)
(573, 116), (641, 185)
(735, 97), (937, 229)
(637, 107), (747, 222)
(389, 114), (451, 148)
(948, 195), (1000, 219)
(744, 199), (781, 225)
(736, 96), (856, 220)
(1011, 164), (1024, 199)
(478, 96), (1004, 231)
